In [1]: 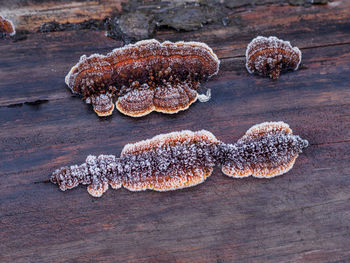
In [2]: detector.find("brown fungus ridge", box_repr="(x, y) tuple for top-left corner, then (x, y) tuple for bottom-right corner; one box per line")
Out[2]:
(50, 121), (308, 197)
(246, 36), (302, 79)
(0, 16), (16, 36)
(221, 122), (307, 178)
(65, 39), (220, 117)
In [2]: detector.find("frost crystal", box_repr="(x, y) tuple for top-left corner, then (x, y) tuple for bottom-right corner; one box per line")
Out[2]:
(197, 89), (211, 103)
(246, 36), (302, 79)
(50, 121), (308, 197)
(65, 39), (220, 117)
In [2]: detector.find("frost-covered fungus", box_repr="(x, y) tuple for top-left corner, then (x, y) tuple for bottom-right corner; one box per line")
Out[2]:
(50, 130), (221, 197)
(0, 16), (16, 36)
(50, 155), (120, 197)
(65, 54), (114, 117)
(65, 39), (220, 117)
(119, 130), (220, 191)
(221, 122), (308, 178)
(50, 121), (308, 197)
(246, 36), (302, 79)
(90, 93), (114, 117)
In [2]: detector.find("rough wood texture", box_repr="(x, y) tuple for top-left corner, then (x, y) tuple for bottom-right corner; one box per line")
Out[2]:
(1, 1), (350, 262)
(0, 0), (125, 31)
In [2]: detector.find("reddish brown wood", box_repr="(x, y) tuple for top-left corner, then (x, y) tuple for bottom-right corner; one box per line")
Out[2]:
(0, 0), (126, 31)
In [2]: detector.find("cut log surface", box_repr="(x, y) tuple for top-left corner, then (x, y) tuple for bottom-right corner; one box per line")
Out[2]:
(1, 1), (350, 262)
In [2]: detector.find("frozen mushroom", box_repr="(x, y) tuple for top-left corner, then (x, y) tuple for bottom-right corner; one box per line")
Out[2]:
(51, 121), (308, 197)
(246, 36), (302, 79)
(65, 39), (220, 117)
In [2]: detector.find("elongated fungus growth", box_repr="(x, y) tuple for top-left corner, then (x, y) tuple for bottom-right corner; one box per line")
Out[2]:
(50, 121), (308, 197)
(246, 36), (301, 79)
(65, 39), (220, 117)
(0, 16), (16, 36)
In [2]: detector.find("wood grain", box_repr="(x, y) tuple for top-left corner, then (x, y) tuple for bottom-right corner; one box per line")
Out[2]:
(0, 0), (125, 31)
(0, 1), (350, 262)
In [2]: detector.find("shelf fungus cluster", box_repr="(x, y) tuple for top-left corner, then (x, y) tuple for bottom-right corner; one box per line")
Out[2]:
(0, 16), (16, 37)
(246, 36), (302, 79)
(50, 121), (308, 197)
(65, 39), (220, 117)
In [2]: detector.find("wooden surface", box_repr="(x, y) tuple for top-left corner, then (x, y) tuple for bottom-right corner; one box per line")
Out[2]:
(1, 1), (350, 262)
(0, 0), (125, 31)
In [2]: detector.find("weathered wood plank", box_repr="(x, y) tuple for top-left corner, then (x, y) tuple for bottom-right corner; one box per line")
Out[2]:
(1, 61), (350, 262)
(0, 0), (125, 31)
(1, 43), (350, 153)
(0, 31), (123, 106)
(161, 1), (350, 58)
(1, 1), (350, 263)
(1, 1), (350, 106)
(1, 142), (349, 262)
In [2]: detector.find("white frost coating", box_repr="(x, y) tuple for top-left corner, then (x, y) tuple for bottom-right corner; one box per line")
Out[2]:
(64, 53), (108, 91)
(245, 36), (302, 74)
(8, 18), (15, 36)
(163, 40), (220, 77)
(222, 156), (298, 179)
(243, 121), (292, 138)
(92, 93), (115, 116)
(117, 81), (200, 117)
(66, 39), (220, 90)
(222, 121), (308, 179)
(64, 39), (220, 117)
(116, 88), (155, 117)
(107, 39), (220, 77)
(50, 122), (309, 197)
(121, 129), (218, 156)
(145, 168), (213, 192)
(293, 46), (302, 70)
(251, 156), (297, 179)
(197, 89), (211, 102)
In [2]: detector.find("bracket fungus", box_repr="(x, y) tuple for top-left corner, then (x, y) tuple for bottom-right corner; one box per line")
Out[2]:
(65, 39), (220, 117)
(50, 121), (308, 197)
(246, 36), (302, 79)
(0, 16), (16, 37)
